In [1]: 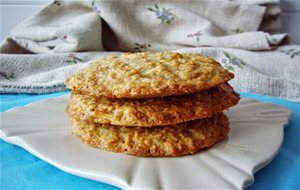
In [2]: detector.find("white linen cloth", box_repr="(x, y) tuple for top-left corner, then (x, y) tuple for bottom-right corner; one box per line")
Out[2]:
(0, 0), (299, 102)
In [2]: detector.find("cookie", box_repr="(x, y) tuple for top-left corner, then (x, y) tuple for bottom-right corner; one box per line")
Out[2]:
(68, 83), (239, 127)
(71, 113), (229, 157)
(66, 52), (234, 98)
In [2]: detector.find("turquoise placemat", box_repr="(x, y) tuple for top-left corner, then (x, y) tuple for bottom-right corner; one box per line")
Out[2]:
(1, 92), (299, 190)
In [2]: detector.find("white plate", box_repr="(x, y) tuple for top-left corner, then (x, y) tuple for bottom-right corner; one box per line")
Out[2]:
(0, 95), (291, 190)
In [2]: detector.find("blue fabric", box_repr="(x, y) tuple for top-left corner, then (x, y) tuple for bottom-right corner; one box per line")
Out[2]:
(0, 92), (299, 190)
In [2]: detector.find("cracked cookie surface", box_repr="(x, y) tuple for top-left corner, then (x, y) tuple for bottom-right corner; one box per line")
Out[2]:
(66, 52), (234, 98)
(71, 113), (229, 157)
(67, 83), (239, 127)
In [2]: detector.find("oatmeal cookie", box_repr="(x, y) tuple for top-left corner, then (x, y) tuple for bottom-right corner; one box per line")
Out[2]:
(68, 83), (239, 127)
(71, 113), (229, 157)
(66, 52), (234, 98)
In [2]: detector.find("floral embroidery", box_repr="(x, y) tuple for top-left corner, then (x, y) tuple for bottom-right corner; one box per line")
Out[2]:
(187, 30), (202, 42)
(133, 43), (151, 52)
(91, 0), (101, 14)
(65, 54), (83, 64)
(230, 28), (244, 34)
(92, 5), (101, 14)
(0, 71), (15, 80)
(148, 4), (175, 24)
(280, 49), (300, 58)
(53, 0), (61, 6)
(221, 51), (246, 71)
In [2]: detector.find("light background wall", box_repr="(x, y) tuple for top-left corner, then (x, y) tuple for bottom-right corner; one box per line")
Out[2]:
(0, 0), (299, 44)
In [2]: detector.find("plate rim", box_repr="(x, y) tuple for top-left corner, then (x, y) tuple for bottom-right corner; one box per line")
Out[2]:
(0, 94), (292, 190)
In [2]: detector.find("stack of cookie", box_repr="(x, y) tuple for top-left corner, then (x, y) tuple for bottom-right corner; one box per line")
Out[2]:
(66, 52), (240, 157)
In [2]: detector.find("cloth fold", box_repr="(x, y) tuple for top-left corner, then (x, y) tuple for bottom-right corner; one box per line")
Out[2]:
(1, 46), (299, 102)
(6, 1), (103, 53)
(0, 0), (299, 102)
(0, 0), (286, 53)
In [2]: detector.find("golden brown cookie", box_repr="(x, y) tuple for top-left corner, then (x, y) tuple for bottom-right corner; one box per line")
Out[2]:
(71, 113), (229, 157)
(67, 83), (239, 127)
(66, 52), (234, 98)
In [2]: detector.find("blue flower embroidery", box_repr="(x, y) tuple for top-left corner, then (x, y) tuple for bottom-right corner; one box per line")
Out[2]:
(92, 6), (101, 14)
(280, 49), (300, 58)
(187, 30), (202, 42)
(133, 43), (151, 52)
(65, 54), (83, 64)
(91, 0), (101, 14)
(148, 4), (175, 24)
(221, 52), (246, 71)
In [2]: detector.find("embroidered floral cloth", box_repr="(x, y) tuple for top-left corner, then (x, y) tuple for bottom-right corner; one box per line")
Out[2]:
(0, 0), (300, 102)
(0, 0), (286, 53)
